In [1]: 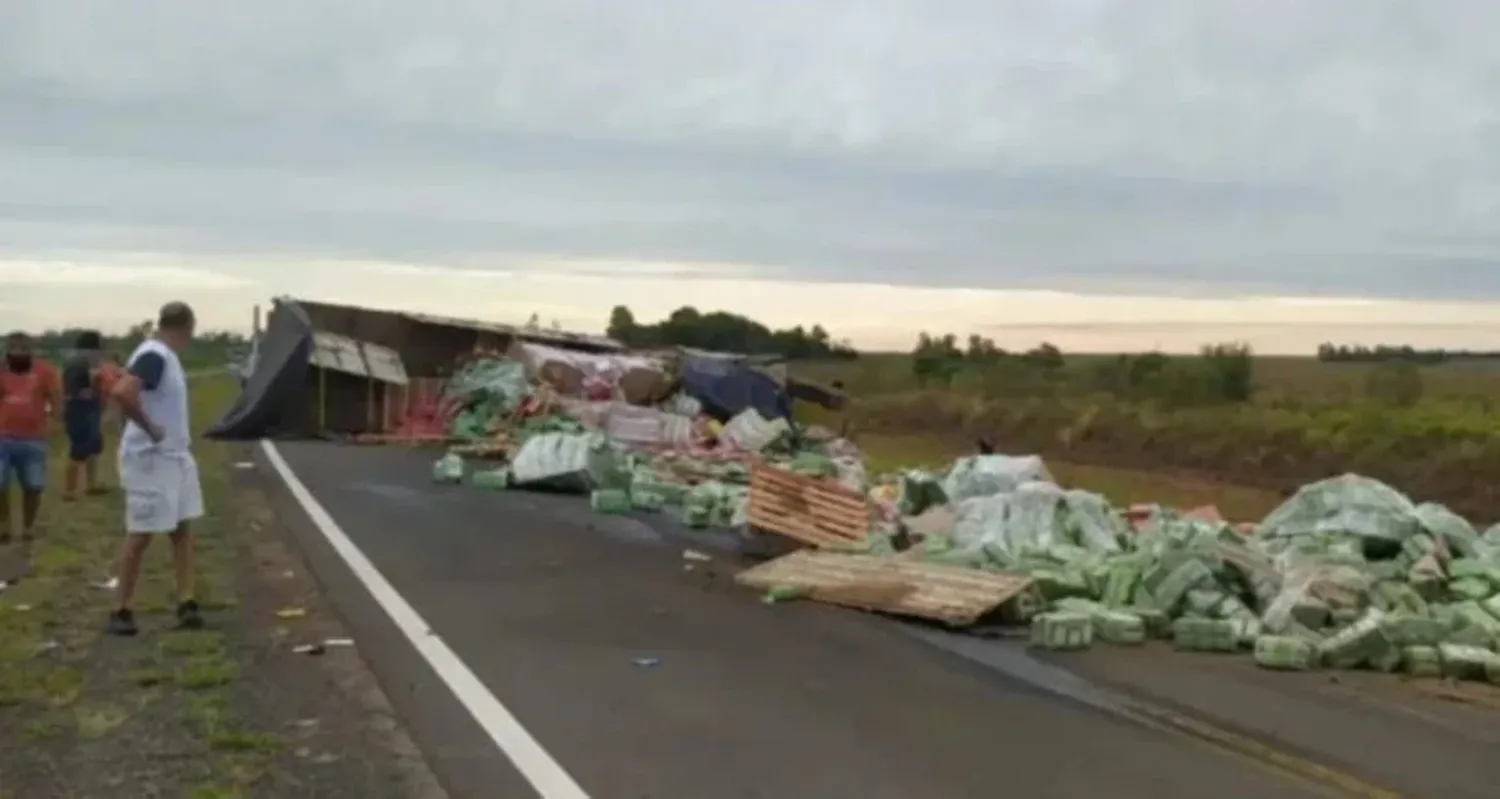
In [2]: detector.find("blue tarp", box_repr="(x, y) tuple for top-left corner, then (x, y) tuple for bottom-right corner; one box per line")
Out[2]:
(679, 356), (792, 422)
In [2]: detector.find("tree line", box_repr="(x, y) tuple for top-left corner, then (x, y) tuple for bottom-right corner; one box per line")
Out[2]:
(911, 332), (1257, 406)
(20, 323), (248, 370)
(605, 306), (858, 359)
(1316, 343), (1500, 364)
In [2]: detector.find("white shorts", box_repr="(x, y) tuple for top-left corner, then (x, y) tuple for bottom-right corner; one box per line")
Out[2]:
(119, 450), (205, 534)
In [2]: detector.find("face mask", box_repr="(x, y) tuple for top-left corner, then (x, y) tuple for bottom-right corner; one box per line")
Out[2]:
(5, 355), (32, 373)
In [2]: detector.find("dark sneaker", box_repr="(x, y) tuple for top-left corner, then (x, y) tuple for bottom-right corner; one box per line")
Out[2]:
(107, 609), (139, 637)
(0, 532), (11, 545)
(176, 600), (204, 630)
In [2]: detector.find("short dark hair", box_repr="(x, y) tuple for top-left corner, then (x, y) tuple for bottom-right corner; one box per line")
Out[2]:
(5, 331), (28, 345)
(158, 301), (196, 331)
(75, 330), (103, 350)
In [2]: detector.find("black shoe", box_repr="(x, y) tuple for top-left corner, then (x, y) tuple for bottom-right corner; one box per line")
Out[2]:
(176, 600), (204, 630)
(107, 609), (139, 637)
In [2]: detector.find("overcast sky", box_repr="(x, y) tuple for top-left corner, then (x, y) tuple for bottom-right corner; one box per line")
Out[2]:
(4, 1), (1500, 352)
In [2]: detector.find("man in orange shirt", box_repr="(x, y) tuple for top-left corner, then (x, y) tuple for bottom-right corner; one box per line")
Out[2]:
(0, 332), (60, 544)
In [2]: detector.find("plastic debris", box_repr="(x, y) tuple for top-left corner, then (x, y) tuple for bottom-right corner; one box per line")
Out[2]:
(431, 452), (465, 484)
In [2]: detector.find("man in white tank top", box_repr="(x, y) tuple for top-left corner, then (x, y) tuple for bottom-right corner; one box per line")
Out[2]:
(106, 301), (205, 636)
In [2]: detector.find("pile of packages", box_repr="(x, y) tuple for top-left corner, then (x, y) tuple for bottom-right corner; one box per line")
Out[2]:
(424, 353), (1500, 686)
(430, 352), (846, 530)
(864, 463), (1500, 683)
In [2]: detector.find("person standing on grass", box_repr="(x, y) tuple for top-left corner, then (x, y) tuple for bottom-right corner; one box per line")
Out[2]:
(0, 332), (61, 545)
(107, 302), (205, 636)
(62, 329), (111, 500)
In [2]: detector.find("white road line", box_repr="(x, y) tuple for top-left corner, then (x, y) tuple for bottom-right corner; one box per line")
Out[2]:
(259, 440), (591, 799)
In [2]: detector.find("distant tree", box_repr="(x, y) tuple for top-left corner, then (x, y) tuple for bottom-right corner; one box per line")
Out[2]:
(1023, 342), (1064, 373)
(1198, 342), (1255, 403)
(1316, 342), (1483, 364)
(911, 332), (964, 387)
(602, 305), (857, 359)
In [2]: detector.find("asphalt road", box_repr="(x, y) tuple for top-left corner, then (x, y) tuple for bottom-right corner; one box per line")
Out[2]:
(259, 441), (1346, 799)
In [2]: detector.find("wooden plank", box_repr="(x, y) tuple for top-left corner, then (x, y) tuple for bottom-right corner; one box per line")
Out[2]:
(746, 464), (871, 549)
(735, 550), (1035, 627)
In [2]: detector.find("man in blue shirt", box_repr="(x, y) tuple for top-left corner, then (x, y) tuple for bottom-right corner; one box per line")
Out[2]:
(61, 330), (109, 500)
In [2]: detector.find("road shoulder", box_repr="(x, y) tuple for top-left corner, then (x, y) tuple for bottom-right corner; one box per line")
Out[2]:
(0, 432), (447, 799)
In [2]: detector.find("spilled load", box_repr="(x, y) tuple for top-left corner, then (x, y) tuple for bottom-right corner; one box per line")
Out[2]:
(851, 466), (1500, 684)
(417, 346), (1500, 688)
(428, 347), (838, 534)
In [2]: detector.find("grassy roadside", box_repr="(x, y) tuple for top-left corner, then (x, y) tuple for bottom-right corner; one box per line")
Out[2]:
(0, 375), (281, 798)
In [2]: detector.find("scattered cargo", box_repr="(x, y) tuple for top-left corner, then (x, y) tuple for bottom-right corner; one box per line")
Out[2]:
(415, 353), (1500, 689)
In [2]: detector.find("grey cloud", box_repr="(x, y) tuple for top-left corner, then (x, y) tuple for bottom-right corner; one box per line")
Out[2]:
(3, 1), (1500, 300)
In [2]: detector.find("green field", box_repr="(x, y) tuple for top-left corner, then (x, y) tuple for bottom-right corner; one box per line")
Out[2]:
(794, 352), (1500, 524)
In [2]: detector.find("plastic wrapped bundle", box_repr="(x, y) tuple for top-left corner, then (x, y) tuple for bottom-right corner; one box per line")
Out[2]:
(431, 452), (465, 484)
(470, 469), (511, 491)
(589, 488), (632, 515)
(1438, 644), (1500, 681)
(1402, 646), (1443, 678)
(1142, 557), (1214, 615)
(1450, 601), (1500, 644)
(509, 432), (624, 493)
(1030, 612), (1094, 650)
(1378, 612), (1443, 648)
(1256, 474), (1420, 542)
(1253, 635), (1318, 671)
(631, 491), (666, 511)
(1318, 609), (1395, 669)
(1449, 558), (1500, 591)
(1415, 502), (1479, 557)
(1130, 607), (1171, 639)
(631, 469), (690, 506)
(1448, 577), (1492, 602)
(942, 454), (1052, 503)
(1184, 588), (1228, 618)
(1093, 610), (1147, 645)
(1228, 614), (1263, 647)
(713, 486), (749, 528)
(1481, 593), (1500, 621)
(1172, 617), (1239, 652)
(1100, 559), (1144, 608)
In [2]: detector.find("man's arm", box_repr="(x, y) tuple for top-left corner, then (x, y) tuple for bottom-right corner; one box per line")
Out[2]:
(111, 353), (166, 442)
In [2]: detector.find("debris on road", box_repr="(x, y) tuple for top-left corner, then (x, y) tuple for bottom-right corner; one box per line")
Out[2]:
(375, 347), (1500, 688)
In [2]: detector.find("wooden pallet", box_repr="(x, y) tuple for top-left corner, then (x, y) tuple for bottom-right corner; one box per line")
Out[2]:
(736, 550), (1036, 627)
(746, 464), (871, 549)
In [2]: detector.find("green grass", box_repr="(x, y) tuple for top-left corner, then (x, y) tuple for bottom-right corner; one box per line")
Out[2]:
(0, 374), (282, 795)
(797, 351), (1500, 403)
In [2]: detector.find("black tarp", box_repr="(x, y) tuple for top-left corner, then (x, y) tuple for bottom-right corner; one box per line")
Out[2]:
(206, 300), (315, 440)
(678, 356), (792, 422)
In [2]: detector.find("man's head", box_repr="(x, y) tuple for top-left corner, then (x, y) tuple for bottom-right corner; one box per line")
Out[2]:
(75, 329), (104, 356)
(156, 301), (197, 351)
(4, 332), (33, 373)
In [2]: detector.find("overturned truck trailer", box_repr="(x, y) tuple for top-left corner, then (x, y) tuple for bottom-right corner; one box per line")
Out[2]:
(208, 297), (630, 441)
(208, 299), (415, 440)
